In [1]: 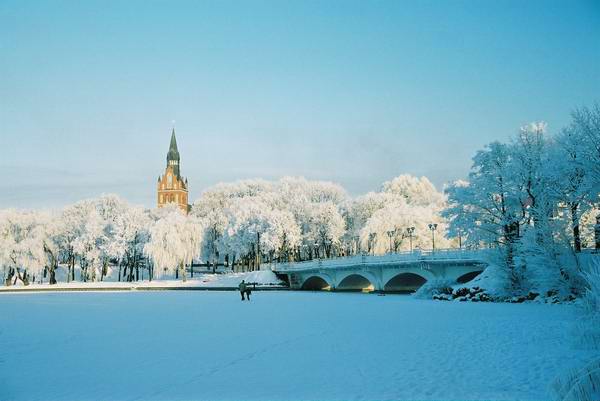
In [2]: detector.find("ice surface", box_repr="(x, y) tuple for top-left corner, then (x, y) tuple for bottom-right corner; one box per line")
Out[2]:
(0, 292), (592, 401)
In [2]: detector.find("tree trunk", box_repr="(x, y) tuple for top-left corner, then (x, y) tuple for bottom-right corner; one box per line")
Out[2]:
(504, 221), (520, 289)
(571, 203), (582, 253)
(15, 268), (29, 286)
(180, 262), (186, 282)
(49, 265), (57, 285)
(595, 213), (600, 250)
(5, 267), (14, 286)
(256, 233), (261, 271)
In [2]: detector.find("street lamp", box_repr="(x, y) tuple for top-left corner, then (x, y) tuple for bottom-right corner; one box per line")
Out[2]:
(368, 232), (376, 255)
(301, 244), (308, 261)
(428, 223), (438, 251)
(314, 242), (320, 259)
(386, 229), (396, 254)
(406, 227), (415, 252)
(324, 238), (332, 258)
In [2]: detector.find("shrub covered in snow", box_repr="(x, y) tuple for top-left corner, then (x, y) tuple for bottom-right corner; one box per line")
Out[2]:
(552, 259), (600, 401)
(413, 279), (454, 300)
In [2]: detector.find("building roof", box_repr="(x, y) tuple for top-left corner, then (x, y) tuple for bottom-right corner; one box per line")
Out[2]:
(167, 128), (180, 162)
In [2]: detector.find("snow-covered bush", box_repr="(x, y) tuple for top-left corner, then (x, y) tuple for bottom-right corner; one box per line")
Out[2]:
(552, 259), (600, 401)
(413, 279), (454, 300)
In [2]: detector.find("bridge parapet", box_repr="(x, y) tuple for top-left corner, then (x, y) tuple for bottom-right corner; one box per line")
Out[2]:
(272, 248), (491, 273)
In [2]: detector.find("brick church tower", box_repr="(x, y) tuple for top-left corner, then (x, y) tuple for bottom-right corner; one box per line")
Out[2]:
(157, 129), (190, 213)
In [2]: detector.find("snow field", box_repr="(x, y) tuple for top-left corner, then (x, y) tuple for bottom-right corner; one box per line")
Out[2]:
(0, 292), (593, 401)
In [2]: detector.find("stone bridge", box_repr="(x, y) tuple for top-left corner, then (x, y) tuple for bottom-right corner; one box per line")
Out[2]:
(272, 249), (489, 292)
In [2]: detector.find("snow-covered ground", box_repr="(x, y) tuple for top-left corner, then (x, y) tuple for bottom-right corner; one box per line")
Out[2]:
(0, 292), (592, 401)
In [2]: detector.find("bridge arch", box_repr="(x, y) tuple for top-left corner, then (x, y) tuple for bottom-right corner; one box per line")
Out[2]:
(383, 272), (427, 293)
(336, 273), (375, 292)
(301, 274), (333, 291)
(456, 270), (483, 284)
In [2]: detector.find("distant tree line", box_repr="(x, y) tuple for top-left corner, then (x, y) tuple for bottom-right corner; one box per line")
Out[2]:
(1, 104), (598, 290)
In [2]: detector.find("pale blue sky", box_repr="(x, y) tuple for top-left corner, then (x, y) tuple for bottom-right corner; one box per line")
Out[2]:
(1, 0), (599, 209)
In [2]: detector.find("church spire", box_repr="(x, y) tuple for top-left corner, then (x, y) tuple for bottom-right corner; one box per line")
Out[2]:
(157, 127), (189, 213)
(166, 128), (181, 176)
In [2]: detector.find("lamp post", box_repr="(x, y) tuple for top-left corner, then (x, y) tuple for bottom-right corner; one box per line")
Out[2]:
(301, 244), (308, 261)
(406, 227), (415, 252)
(428, 223), (438, 251)
(458, 229), (463, 249)
(314, 241), (320, 259)
(256, 231), (261, 271)
(368, 232), (376, 255)
(386, 229), (396, 254)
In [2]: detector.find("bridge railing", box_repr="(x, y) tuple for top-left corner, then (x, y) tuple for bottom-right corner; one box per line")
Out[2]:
(272, 248), (491, 272)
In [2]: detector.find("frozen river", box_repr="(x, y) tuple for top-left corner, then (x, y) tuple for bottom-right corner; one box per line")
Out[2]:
(0, 291), (591, 401)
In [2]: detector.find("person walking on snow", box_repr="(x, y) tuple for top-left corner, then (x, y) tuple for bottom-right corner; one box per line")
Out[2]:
(239, 280), (247, 301)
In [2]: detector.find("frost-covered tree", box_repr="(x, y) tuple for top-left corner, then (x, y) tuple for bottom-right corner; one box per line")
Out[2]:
(220, 196), (301, 270)
(445, 110), (600, 296)
(546, 130), (590, 252)
(191, 188), (231, 270)
(444, 141), (527, 285)
(359, 200), (449, 254)
(58, 200), (96, 281)
(381, 174), (445, 207)
(274, 177), (347, 260)
(144, 206), (202, 281)
(0, 210), (48, 286)
(306, 201), (345, 258)
(71, 205), (105, 282)
(108, 205), (151, 281)
(39, 211), (62, 285)
(192, 177), (347, 268)
(568, 104), (600, 199)
(351, 175), (447, 255)
(559, 104), (600, 250)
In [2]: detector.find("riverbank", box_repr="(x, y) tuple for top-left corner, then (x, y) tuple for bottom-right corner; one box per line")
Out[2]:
(0, 270), (286, 293)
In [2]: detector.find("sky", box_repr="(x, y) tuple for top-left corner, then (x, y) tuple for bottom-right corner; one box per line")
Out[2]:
(1, 0), (599, 209)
